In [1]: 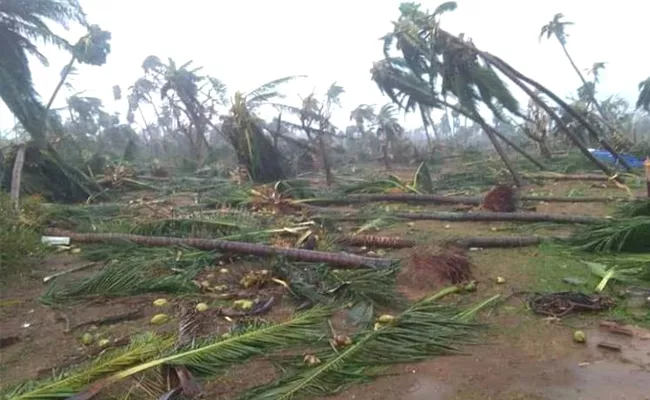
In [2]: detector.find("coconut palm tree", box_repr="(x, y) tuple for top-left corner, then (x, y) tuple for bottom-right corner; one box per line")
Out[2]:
(373, 2), (620, 182)
(0, 0), (88, 142)
(540, 14), (632, 169)
(375, 103), (405, 170)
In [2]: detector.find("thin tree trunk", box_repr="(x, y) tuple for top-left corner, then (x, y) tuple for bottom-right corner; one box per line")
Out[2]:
(318, 135), (334, 186)
(45, 55), (76, 112)
(44, 229), (393, 268)
(441, 101), (545, 173)
(10, 144), (26, 210)
(484, 53), (631, 174)
(559, 41), (631, 169)
(483, 123), (546, 170)
(481, 55), (621, 181)
(472, 113), (524, 186)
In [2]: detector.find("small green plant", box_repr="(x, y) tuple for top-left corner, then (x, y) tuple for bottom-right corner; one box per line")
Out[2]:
(0, 192), (45, 274)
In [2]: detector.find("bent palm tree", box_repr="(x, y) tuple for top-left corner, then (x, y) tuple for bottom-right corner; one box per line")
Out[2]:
(373, 2), (620, 182)
(0, 0), (87, 142)
(540, 13), (631, 170)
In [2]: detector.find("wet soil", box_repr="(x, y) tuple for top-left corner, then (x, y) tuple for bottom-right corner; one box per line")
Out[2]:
(1, 172), (648, 399)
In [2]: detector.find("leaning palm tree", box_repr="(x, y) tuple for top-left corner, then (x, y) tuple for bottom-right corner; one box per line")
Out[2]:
(637, 77), (650, 112)
(0, 0), (88, 143)
(540, 14), (632, 170)
(373, 2), (621, 183)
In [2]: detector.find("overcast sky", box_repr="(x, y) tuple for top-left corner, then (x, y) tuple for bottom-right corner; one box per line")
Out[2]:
(0, 0), (646, 134)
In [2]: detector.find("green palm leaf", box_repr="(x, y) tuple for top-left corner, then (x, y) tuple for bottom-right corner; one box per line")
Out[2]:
(67, 307), (332, 399)
(2, 333), (173, 400)
(240, 288), (497, 400)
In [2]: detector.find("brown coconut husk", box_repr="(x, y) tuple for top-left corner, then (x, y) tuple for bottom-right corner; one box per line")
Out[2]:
(480, 184), (517, 212)
(401, 245), (473, 290)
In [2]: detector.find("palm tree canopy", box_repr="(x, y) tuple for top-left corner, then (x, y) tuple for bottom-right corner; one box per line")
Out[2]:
(372, 1), (521, 127)
(637, 77), (650, 112)
(0, 0), (89, 142)
(539, 13), (574, 45)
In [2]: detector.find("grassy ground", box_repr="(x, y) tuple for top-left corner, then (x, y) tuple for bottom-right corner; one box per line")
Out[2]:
(1, 159), (649, 399)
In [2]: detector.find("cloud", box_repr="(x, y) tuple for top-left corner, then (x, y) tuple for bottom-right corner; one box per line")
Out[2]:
(1, 0), (646, 132)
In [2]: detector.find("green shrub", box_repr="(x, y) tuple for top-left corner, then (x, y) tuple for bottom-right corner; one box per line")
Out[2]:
(0, 192), (45, 271)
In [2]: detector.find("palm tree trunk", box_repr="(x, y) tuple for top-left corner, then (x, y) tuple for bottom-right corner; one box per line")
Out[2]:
(44, 228), (394, 268)
(480, 55), (621, 180)
(473, 114), (524, 186)
(558, 41), (631, 166)
(498, 48), (632, 171)
(10, 144), (26, 210)
(46, 55), (76, 112)
(441, 101), (545, 171)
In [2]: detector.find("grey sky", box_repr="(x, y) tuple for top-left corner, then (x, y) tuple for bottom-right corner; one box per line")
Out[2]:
(0, 0), (646, 134)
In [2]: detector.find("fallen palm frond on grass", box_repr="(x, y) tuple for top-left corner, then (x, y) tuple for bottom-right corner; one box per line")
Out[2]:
(66, 307), (332, 399)
(44, 229), (396, 268)
(238, 287), (499, 400)
(2, 333), (174, 400)
(614, 199), (650, 218)
(273, 262), (404, 310)
(568, 217), (650, 253)
(40, 245), (214, 304)
(40, 257), (201, 305)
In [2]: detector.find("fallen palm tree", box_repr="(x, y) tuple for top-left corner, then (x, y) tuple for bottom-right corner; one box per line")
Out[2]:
(302, 192), (635, 208)
(335, 234), (566, 250)
(522, 172), (629, 182)
(451, 235), (566, 248)
(44, 228), (395, 268)
(393, 211), (604, 224)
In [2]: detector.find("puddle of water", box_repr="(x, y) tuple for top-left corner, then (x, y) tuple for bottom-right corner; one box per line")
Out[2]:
(399, 326), (650, 400)
(402, 379), (452, 400)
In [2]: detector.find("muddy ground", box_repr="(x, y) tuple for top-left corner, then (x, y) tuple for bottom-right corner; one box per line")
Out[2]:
(1, 175), (649, 399)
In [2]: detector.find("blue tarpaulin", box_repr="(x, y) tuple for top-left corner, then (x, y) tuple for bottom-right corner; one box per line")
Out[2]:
(588, 149), (645, 168)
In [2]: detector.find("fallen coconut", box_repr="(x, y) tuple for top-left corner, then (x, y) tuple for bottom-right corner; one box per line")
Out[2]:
(573, 330), (586, 343)
(152, 298), (168, 307)
(195, 302), (209, 312)
(150, 313), (170, 325)
(80, 332), (93, 346)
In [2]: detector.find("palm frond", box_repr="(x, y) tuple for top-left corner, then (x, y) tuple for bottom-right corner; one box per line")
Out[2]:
(2, 333), (173, 400)
(40, 248), (205, 304)
(68, 307), (332, 399)
(240, 287), (496, 400)
(570, 217), (650, 253)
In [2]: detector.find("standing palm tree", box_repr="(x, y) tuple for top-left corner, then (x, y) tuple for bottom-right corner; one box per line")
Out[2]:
(0, 0), (88, 142)
(375, 103), (405, 171)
